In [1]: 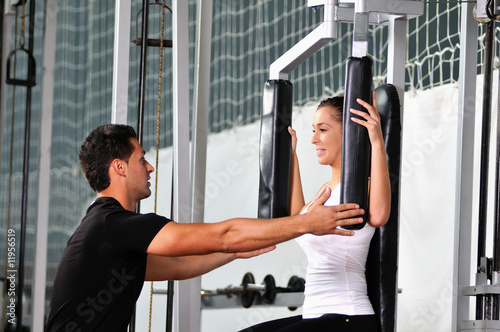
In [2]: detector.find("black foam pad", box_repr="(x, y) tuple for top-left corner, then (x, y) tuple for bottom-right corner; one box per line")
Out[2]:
(340, 56), (373, 229)
(258, 80), (293, 219)
(366, 84), (401, 332)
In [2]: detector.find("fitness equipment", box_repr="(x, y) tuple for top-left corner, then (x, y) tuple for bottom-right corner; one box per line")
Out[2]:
(202, 273), (306, 309)
(339, 56), (373, 230)
(461, 6), (500, 328)
(131, 1), (173, 331)
(365, 83), (401, 332)
(2, 1), (36, 331)
(258, 80), (293, 219)
(132, 2), (173, 48)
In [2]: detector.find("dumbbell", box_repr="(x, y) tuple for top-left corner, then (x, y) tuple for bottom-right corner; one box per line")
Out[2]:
(239, 273), (305, 308)
(240, 272), (273, 308)
(286, 275), (305, 311)
(260, 274), (306, 306)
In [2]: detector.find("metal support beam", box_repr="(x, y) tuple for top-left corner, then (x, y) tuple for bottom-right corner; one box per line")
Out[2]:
(191, 1), (212, 225)
(0, 12), (13, 168)
(269, 0), (423, 80)
(16, 0), (36, 329)
(269, 0), (337, 80)
(111, 0), (131, 125)
(452, 3), (477, 330)
(387, 17), (407, 102)
(383, 16), (407, 331)
(172, 1), (194, 332)
(136, 0), (149, 144)
(0, 0), (5, 164)
(352, 0), (369, 57)
(31, 1), (57, 330)
(181, 0), (215, 330)
(200, 292), (305, 310)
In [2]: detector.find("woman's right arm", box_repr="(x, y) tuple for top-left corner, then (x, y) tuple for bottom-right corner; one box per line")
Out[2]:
(288, 126), (306, 215)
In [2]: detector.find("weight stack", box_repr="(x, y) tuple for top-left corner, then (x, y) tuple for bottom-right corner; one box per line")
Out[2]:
(258, 80), (293, 219)
(340, 56), (373, 230)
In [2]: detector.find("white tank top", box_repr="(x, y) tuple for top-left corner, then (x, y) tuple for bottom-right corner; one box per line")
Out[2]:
(296, 184), (375, 318)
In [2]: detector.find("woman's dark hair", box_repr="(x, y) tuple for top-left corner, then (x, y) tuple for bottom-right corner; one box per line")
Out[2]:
(317, 96), (344, 123)
(79, 124), (137, 192)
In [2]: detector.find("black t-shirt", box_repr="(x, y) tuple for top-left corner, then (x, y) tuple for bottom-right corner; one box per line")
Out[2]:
(46, 197), (170, 332)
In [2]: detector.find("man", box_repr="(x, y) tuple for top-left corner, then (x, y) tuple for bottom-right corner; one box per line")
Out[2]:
(46, 124), (364, 331)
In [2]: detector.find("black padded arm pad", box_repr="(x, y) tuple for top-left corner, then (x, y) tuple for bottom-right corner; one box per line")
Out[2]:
(366, 84), (401, 332)
(258, 80), (293, 219)
(340, 56), (373, 230)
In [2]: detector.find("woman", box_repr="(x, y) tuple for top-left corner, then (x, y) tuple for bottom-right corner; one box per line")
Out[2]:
(241, 92), (391, 332)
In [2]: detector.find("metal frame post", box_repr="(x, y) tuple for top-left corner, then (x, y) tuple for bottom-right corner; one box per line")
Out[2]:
(352, 0), (369, 58)
(31, 0), (57, 330)
(452, 2), (477, 330)
(0, 0), (5, 162)
(387, 17), (407, 107)
(172, 1), (193, 332)
(386, 16), (407, 330)
(137, 0), (149, 144)
(111, 0), (131, 125)
(182, 0), (215, 330)
(16, 0), (36, 329)
(476, 19), (495, 320)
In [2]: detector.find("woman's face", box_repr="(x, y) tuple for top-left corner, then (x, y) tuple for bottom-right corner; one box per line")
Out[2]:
(311, 106), (343, 167)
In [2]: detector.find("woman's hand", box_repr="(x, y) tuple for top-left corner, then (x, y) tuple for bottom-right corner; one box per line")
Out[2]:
(350, 91), (384, 146)
(288, 125), (306, 215)
(288, 126), (298, 153)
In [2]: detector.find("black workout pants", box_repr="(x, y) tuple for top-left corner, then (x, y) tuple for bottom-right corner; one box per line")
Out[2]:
(239, 314), (378, 332)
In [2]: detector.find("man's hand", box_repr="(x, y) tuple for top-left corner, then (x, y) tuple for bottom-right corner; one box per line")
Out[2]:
(235, 246), (276, 259)
(305, 187), (364, 236)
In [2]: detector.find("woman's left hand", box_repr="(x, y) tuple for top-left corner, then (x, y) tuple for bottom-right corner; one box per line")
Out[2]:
(350, 91), (384, 146)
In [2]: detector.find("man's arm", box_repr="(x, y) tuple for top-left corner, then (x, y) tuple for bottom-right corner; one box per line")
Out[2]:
(145, 247), (275, 281)
(147, 188), (364, 257)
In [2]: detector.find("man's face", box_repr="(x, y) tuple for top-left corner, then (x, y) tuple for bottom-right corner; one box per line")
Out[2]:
(125, 138), (154, 201)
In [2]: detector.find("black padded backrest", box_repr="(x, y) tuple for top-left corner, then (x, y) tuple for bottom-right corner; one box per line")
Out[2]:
(258, 79), (293, 219)
(366, 84), (401, 332)
(340, 56), (373, 229)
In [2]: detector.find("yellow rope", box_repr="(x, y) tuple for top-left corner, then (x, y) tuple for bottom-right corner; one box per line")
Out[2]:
(2, 4), (22, 329)
(148, 1), (166, 331)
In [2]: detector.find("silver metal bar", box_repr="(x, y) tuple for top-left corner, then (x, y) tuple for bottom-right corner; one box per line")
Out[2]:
(269, 22), (336, 80)
(385, 16), (407, 331)
(386, 17), (407, 100)
(172, 2), (195, 332)
(190, 0), (210, 319)
(111, 0), (131, 125)
(0, 7), (13, 170)
(191, 0), (212, 232)
(452, 3), (477, 330)
(269, 0), (337, 80)
(337, 0), (424, 17)
(462, 320), (500, 331)
(352, 12), (369, 57)
(200, 292), (305, 310)
(463, 285), (500, 296)
(31, 1), (57, 330)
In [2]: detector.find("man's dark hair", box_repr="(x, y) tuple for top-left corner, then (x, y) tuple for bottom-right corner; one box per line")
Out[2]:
(79, 124), (137, 192)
